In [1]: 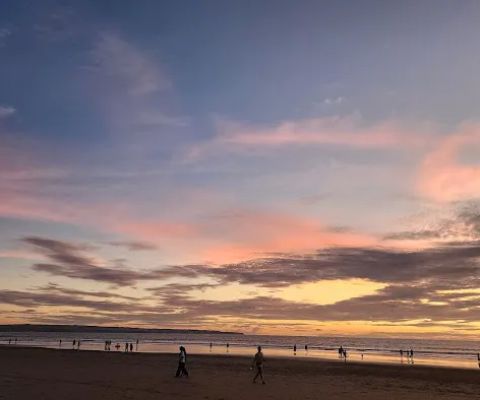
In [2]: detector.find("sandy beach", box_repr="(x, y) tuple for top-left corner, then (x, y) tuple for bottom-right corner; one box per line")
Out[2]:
(1, 346), (479, 399)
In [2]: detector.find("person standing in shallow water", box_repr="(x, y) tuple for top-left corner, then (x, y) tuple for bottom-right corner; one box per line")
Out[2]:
(252, 346), (266, 384)
(175, 346), (189, 378)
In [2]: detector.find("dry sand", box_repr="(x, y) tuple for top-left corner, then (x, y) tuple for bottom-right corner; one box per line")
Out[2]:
(1, 346), (479, 399)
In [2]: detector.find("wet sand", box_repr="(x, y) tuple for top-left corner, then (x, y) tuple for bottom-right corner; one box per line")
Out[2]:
(1, 346), (479, 399)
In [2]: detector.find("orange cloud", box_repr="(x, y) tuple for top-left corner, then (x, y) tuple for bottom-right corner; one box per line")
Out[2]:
(417, 124), (480, 202)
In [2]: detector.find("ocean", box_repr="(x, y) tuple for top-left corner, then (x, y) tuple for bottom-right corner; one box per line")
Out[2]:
(1, 331), (479, 370)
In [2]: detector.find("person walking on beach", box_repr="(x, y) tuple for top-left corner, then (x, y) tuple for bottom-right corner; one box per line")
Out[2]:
(175, 346), (189, 378)
(73, 339), (76, 349)
(338, 346), (344, 358)
(125, 343), (129, 352)
(130, 343), (133, 352)
(305, 344), (308, 352)
(252, 346), (266, 384)
(115, 343), (120, 351)
(77, 340), (81, 350)
(293, 344), (297, 354)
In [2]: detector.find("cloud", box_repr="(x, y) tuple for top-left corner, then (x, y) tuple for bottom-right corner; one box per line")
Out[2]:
(107, 240), (158, 251)
(5, 235), (480, 329)
(194, 210), (378, 264)
(0, 289), (134, 312)
(0, 28), (11, 46)
(0, 105), (15, 119)
(85, 32), (188, 144)
(383, 202), (480, 242)
(35, 283), (139, 301)
(185, 115), (433, 161)
(33, 6), (77, 42)
(90, 32), (170, 97)
(152, 283), (480, 325)
(22, 236), (167, 286)
(417, 123), (480, 202)
(323, 96), (344, 105)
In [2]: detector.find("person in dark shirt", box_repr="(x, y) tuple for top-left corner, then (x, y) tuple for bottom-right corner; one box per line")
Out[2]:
(252, 346), (266, 384)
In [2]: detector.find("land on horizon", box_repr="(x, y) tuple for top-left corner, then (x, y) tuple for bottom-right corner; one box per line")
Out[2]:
(0, 324), (242, 335)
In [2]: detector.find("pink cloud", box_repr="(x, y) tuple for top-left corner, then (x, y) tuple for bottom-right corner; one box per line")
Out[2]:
(185, 116), (433, 161)
(195, 210), (379, 264)
(417, 123), (480, 202)
(115, 221), (197, 240)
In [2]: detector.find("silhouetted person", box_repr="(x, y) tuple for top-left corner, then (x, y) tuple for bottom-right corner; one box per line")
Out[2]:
(226, 343), (230, 352)
(130, 343), (133, 352)
(338, 346), (344, 358)
(77, 340), (81, 350)
(73, 339), (76, 349)
(209, 342), (213, 351)
(125, 343), (129, 352)
(252, 346), (265, 384)
(175, 346), (189, 378)
(305, 344), (308, 352)
(59, 339), (62, 348)
(343, 349), (347, 362)
(293, 344), (297, 354)
(115, 343), (120, 351)
(8, 339), (11, 345)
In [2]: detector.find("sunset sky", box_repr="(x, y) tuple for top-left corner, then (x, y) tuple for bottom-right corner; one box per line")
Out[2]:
(1, 0), (480, 337)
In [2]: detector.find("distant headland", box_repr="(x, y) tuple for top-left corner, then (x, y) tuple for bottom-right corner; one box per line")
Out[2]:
(0, 324), (243, 335)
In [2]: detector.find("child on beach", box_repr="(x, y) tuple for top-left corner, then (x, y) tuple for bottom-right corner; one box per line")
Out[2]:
(252, 346), (266, 384)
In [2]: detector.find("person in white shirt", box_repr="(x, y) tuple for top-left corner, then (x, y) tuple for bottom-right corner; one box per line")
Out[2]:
(175, 346), (189, 378)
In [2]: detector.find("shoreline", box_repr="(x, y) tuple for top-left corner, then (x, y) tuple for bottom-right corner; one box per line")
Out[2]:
(1, 344), (479, 373)
(2, 339), (479, 371)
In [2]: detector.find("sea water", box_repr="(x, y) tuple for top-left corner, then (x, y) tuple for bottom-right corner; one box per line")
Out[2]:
(1, 331), (479, 370)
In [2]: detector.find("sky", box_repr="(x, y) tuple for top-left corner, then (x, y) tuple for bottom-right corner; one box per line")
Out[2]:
(1, 0), (480, 337)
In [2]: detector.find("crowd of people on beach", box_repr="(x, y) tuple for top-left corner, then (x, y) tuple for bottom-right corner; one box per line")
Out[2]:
(4, 337), (480, 373)
(58, 338), (141, 352)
